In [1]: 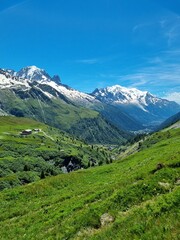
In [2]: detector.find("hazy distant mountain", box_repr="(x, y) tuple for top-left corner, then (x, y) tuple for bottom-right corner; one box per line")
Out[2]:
(155, 112), (180, 131)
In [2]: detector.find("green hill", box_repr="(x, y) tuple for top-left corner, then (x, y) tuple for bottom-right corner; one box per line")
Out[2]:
(0, 89), (129, 144)
(0, 116), (113, 190)
(0, 123), (179, 239)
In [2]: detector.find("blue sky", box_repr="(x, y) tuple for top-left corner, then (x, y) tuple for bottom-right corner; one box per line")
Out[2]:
(0, 0), (180, 103)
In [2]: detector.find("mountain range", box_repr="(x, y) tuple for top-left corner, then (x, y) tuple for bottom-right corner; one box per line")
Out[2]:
(0, 66), (179, 142)
(92, 85), (180, 128)
(0, 67), (129, 144)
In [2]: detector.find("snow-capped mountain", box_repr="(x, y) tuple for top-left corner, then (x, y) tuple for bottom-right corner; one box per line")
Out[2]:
(0, 67), (141, 132)
(92, 85), (180, 127)
(0, 67), (129, 144)
(92, 85), (162, 109)
(16, 66), (52, 82)
(0, 66), (179, 131)
(0, 67), (98, 106)
(11, 65), (60, 85)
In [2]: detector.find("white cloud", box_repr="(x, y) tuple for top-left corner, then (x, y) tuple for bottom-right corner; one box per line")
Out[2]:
(159, 19), (167, 28)
(159, 16), (180, 46)
(116, 56), (180, 90)
(163, 92), (180, 104)
(132, 23), (152, 33)
(75, 58), (99, 64)
(129, 79), (148, 88)
(0, 0), (29, 15)
(162, 49), (180, 56)
(148, 56), (163, 64)
(165, 25), (180, 46)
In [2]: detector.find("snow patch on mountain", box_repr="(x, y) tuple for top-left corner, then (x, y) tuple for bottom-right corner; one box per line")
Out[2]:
(39, 80), (98, 105)
(0, 70), (30, 90)
(0, 108), (8, 116)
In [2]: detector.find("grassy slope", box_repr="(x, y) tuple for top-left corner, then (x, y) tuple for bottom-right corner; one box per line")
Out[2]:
(0, 126), (179, 239)
(0, 116), (111, 190)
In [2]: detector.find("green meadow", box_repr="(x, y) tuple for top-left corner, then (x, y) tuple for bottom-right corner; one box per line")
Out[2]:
(0, 117), (111, 190)
(0, 120), (179, 239)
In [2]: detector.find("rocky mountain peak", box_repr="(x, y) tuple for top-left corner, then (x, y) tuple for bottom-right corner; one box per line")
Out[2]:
(52, 75), (61, 84)
(16, 66), (52, 82)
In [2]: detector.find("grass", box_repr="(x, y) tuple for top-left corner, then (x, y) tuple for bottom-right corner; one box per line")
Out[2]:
(0, 126), (179, 239)
(0, 116), (111, 190)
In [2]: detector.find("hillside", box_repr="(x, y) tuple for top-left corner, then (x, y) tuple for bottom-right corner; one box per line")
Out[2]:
(0, 116), (114, 190)
(0, 125), (179, 239)
(155, 112), (180, 131)
(0, 86), (129, 144)
(92, 103), (143, 131)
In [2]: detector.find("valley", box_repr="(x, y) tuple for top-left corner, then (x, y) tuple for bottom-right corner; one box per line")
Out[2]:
(0, 66), (179, 139)
(0, 65), (179, 240)
(1, 1), (180, 239)
(0, 121), (179, 239)
(0, 116), (116, 191)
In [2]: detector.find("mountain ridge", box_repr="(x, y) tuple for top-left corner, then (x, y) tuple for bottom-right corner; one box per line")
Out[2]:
(0, 68), (130, 144)
(1, 66), (179, 132)
(92, 84), (179, 110)
(92, 85), (180, 128)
